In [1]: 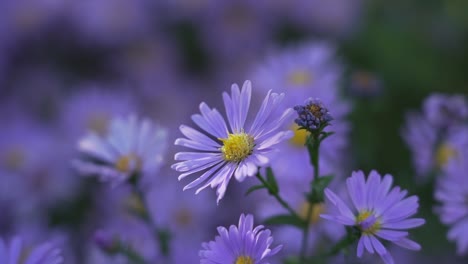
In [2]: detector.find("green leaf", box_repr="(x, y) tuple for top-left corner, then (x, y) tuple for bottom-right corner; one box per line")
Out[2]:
(265, 167), (279, 194)
(307, 175), (334, 203)
(313, 175), (334, 192)
(319, 131), (335, 143)
(264, 214), (306, 228)
(245, 184), (266, 196)
(157, 229), (171, 256)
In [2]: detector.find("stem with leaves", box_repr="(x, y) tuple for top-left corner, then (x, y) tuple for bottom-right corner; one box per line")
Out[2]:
(129, 174), (171, 259)
(254, 170), (301, 220)
(299, 132), (321, 262)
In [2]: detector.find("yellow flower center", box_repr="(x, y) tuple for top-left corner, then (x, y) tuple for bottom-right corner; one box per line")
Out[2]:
(87, 113), (110, 136)
(115, 154), (142, 173)
(435, 143), (457, 168)
(299, 202), (325, 224)
(288, 70), (312, 86)
(3, 147), (25, 170)
(174, 208), (193, 227)
(235, 256), (254, 264)
(289, 123), (309, 147)
(356, 211), (381, 235)
(308, 104), (323, 119)
(220, 133), (255, 163)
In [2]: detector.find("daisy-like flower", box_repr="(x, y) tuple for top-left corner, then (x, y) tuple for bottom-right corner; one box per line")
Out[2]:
(200, 214), (282, 264)
(74, 115), (167, 186)
(0, 236), (63, 264)
(435, 149), (468, 255)
(321, 170), (425, 264)
(172, 80), (293, 203)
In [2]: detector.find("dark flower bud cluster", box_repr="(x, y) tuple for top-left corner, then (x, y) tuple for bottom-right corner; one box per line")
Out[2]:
(294, 98), (333, 132)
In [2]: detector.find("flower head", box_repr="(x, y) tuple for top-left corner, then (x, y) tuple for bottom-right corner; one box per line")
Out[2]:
(435, 150), (468, 255)
(0, 236), (63, 264)
(321, 170), (425, 264)
(74, 115), (167, 186)
(199, 214), (282, 264)
(172, 80), (293, 203)
(294, 98), (333, 132)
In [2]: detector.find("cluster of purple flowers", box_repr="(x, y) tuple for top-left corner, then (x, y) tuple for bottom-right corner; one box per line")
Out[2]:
(0, 1), (466, 263)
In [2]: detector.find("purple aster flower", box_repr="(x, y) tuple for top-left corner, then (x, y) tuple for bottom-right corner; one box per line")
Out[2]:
(321, 170), (425, 264)
(74, 115), (167, 186)
(434, 149), (468, 255)
(0, 236), (63, 264)
(423, 93), (468, 129)
(199, 214), (282, 264)
(402, 111), (467, 181)
(294, 98), (333, 131)
(172, 80), (293, 203)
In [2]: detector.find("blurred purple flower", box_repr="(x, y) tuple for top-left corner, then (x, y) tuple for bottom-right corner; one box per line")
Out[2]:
(251, 42), (351, 183)
(423, 93), (468, 129)
(199, 214), (282, 264)
(147, 175), (217, 263)
(402, 97), (468, 180)
(198, 0), (274, 64)
(74, 115), (167, 186)
(348, 70), (384, 98)
(0, 114), (79, 224)
(172, 80), (293, 203)
(321, 170), (425, 264)
(69, 0), (152, 45)
(401, 112), (438, 177)
(60, 87), (138, 141)
(0, 236), (63, 264)
(435, 148), (468, 255)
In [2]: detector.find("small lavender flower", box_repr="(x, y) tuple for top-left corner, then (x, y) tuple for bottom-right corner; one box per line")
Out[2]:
(172, 80), (293, 203)
(0, 236), (63, 264)
(321, 170), (425, 264)
(423, 93), (468, 128)
(74, 115), (167, 186)
(294, 98), (333, 132)
(434, 151), (468, 255)
(200, 214), (282, 264)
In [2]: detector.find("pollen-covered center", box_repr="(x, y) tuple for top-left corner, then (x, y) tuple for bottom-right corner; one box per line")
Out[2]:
(115, 154), (142, 173)
(435, 143), (457, 168)
(288, 70), (312, 86)
(220, 133), (255, 163)
(356, 211), (381, 235)
(309, 104), (323, 119)
(87, 113), (110, 135)
(235, 255), (254, 264)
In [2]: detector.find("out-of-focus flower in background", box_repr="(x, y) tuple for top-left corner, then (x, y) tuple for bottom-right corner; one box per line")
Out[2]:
(74, 115), (167, 186)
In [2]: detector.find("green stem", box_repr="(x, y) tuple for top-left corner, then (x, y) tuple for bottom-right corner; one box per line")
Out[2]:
(132, 184), (171, 257)
(325, 227), (360, 257)
(120, 244), (147, 264)
(300, 133), (320, 263)
(255, 172), (301, 219)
